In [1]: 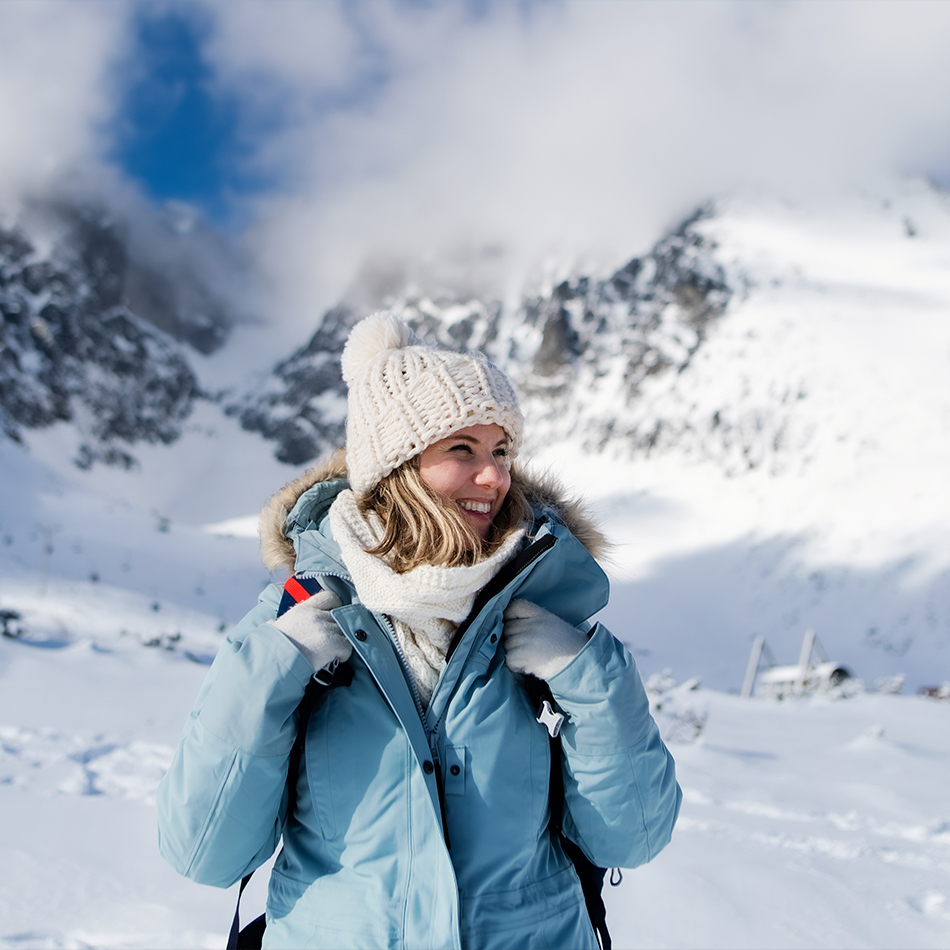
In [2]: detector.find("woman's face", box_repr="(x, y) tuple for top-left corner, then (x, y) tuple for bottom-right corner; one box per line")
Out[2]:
(417, 424), (512, 542)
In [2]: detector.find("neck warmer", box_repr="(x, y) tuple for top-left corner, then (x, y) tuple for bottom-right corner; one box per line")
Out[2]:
(328, 489), (525, 708)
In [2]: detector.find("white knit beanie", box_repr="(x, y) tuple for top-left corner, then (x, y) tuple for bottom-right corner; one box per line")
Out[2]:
(340, 311), (524, 495)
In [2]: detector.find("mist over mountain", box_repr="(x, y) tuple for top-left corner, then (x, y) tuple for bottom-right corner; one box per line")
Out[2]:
(2, 175), (950, 763)
(0, 198), (244, 468)
(231, 207), (734, 465)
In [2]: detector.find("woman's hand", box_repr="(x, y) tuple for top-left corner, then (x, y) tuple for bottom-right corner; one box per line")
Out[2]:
(501, 599), (590, 681)
(268, 589), (353, 672)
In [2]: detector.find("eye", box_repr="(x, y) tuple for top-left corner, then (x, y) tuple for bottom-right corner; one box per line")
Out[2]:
(493, 446), (509, 458)
(448, 443), (473, 454)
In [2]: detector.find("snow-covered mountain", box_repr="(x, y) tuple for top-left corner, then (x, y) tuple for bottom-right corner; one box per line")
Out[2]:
(2, 179), (950, 949)
(0, 199), (240, 468)
(3, 179), (950, 692)
(231, 207), (734, 464)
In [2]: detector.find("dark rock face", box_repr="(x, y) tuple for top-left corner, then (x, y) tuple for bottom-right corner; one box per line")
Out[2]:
(504, 206), (733, 451)
(0, 207), (211, 468)
(235, 207), (734, 464)
(228, 304), (354, 465)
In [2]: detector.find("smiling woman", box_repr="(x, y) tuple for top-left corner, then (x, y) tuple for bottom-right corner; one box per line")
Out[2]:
(359, 423), (530, 574)
(157, 310), (681, 950)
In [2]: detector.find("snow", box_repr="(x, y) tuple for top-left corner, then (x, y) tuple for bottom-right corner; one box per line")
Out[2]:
(536, 183), (950, 694)
(0, 632), (233, 949)
(2, 184), (950, 948)
(607, 688), (950, 950)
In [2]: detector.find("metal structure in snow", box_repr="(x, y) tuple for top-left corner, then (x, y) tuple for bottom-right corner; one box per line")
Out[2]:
(741, 629), (853, 699)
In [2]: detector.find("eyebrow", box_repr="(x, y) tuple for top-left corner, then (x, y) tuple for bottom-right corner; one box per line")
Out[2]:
(448, 434), (509, 447)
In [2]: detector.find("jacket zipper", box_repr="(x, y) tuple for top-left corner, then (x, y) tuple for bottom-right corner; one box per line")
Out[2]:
(294, 569), (351, 586)
(378, 613), (452, 850)
(294, 570), (432, 746)
(443, 533), (557, 665)
(423, 533), (559, 834)
(296, 535), (558, 853)
(297, 568), (455, 856)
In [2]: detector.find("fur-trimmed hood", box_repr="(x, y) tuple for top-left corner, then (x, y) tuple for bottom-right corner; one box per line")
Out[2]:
(259, 448), (610, 575)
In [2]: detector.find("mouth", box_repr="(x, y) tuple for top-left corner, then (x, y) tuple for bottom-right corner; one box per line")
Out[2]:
(457, 500), (493, 515)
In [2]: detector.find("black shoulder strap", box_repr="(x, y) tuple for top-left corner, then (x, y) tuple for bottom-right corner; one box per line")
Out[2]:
(525, 675), (613, 950)
(227, 877), (264, 950)
(226, 576), (353, 950)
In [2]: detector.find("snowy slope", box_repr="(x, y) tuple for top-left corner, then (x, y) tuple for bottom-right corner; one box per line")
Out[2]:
(2, 181), (950, 948)
(541, 181), (950, 694)
(607, 686), (950, 950)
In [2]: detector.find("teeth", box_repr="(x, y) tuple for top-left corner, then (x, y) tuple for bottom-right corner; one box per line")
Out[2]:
(459, 500), (492, 514)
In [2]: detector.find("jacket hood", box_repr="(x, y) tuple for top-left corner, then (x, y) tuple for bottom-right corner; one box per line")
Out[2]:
(259, 448), (610, 575)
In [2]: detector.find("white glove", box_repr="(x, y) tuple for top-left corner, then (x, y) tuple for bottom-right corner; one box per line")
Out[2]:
(268, 590), (352, 672)
(502, 599), (589, 681)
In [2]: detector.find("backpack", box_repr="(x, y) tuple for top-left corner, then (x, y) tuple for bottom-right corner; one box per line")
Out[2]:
(227, 576), (617, 949)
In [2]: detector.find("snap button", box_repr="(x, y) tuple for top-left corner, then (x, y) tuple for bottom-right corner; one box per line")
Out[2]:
(450, 765), (461, 776)
(355, 629), (367, 641)
(423, 760), (434, 774)
(490, 633), (497, 644)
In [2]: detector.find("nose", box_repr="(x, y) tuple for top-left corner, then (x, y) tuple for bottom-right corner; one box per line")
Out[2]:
(473, 456), (506, 490)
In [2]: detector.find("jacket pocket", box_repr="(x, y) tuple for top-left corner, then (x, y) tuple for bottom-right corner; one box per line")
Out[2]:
(304, 692), (337, 840)
(267, 868), (403, 947)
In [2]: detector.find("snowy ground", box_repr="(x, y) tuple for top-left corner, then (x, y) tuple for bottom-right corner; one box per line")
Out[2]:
(611, 687), (950, 950)
(2, 603), (948, 949)
(0, 632), (230, 950)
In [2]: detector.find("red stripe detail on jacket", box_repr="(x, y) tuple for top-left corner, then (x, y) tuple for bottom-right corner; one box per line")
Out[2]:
(283, 576), (312, 604)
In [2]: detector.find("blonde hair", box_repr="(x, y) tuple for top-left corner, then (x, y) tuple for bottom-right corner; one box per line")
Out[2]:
(357, 457), (532, 574)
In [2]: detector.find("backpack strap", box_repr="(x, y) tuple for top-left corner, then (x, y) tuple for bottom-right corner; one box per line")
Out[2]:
(277, 573), (325, 615)
(524, 675), (613, 950)
(226, 575), (353, 950)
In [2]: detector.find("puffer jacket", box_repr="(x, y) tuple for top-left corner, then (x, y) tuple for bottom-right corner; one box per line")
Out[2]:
(157, 453), (681, 950)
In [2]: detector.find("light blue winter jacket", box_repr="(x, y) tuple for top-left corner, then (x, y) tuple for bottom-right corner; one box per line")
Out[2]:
(157, 462), (681, 949)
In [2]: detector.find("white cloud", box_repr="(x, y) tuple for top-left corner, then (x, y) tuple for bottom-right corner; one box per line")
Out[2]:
(0, 0), (129, 208)
(6, 0), (950, 336)
(193, 0), (950, 328)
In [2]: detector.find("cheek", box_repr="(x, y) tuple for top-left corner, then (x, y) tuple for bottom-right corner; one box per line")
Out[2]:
(419, 460), (465, 498)
(497, 470), (512, 505)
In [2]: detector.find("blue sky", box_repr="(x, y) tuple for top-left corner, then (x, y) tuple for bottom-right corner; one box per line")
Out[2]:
(108, 7), (267, 228)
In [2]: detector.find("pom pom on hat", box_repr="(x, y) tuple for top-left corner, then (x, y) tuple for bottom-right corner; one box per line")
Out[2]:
(341, 311), (420, 385)
(340, 311), (524, 494)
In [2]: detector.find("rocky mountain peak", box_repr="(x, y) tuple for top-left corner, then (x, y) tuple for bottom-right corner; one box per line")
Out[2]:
(0, 201), (237, 468)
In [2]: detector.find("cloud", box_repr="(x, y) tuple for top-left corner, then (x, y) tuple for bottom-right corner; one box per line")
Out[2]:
(188, 0), (950, 328)
(6, 0), (950, 336)
(0, 1), (129, 207)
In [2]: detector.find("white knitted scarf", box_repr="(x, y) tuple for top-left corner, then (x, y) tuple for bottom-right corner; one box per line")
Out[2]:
(329, 489), (525, 708)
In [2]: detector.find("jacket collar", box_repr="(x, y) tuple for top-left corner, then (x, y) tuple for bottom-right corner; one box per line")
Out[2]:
(285, 476), (350, 578)
(283, 473), (608, 625)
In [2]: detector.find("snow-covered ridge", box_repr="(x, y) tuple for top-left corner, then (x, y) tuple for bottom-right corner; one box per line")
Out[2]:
(4, 179), (950, 691)
(0, 199), (241, 468)
(233, 207), (735, 463)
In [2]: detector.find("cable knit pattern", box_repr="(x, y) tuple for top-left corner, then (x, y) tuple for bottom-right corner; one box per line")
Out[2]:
(340, 312), (524, 495)
(329, 489), (526, 707)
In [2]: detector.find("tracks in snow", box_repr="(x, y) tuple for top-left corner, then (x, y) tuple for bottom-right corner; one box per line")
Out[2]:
(0, 726), (172, 804)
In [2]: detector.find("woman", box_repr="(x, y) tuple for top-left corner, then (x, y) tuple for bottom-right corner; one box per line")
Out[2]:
(157, 312), (681, 950)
